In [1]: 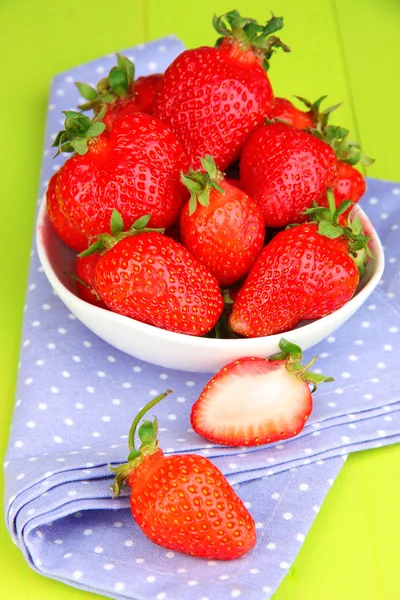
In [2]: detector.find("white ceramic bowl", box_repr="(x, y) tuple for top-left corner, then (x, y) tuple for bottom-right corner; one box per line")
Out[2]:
(36, 197), (385, 372)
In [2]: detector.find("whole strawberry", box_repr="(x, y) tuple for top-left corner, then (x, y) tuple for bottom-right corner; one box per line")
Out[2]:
(46, 173), (89, 252)
(153, 10), (290, 170)
(180, 155), (265, 287)
(270, 95), (339, 130)
(82, 211), (224, 336)
(111, 390), (256, 559)
(229, 198), (370, 337)
(75, 253), (108, 309)
(76, 53), (162, 128)
(315, 124), (373, 209)
(191, 339), (333, 446)
(239, 121), (339, 227)
(51, 110), (188, 247)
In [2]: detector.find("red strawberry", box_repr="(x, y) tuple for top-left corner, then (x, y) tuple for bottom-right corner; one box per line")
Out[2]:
(82, 212), (224, 336)
(239, 121), (339, 227)
(270, 95), (339, 131)
(180, 156), (265, 287)
(228, 200), (370, 337)
(315, 125), (372, 209)
(75, 253), (108, 309)
(271, 97), (316, 129)
(153, 11), (290, 170)
(46, 173), (88, 252)
(333, 161), (366, 205)
(76, 54), (162, 128)
(111, 390), (256, 559)
(191, 339), (333, 446)
(51, 110), (188, 245)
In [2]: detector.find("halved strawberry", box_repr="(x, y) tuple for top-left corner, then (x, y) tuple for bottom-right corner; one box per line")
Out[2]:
(190, 339), (333, 447)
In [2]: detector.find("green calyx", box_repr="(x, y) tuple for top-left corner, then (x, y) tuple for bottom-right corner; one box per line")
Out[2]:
(303, 191), (373, 276)
(270, 338), (334, 392)
(314, 124), (374, 166)
(297, 95), (374, 167)
(110, 390), (173, 498)
(213, 10), (290, 71)
(76, 54), (135, 111)
(181, 155), (225, 216)
(78, 211), (165, 258)
(52, 108), (106, 156)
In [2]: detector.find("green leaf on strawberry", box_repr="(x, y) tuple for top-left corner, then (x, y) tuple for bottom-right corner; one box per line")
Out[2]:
(52, 108), (106, 156)
(213, 10), (290, 71)
(76, 53), (135, 111)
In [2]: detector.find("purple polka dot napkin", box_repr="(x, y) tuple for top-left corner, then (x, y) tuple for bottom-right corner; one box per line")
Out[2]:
(4, 37), (400, 600)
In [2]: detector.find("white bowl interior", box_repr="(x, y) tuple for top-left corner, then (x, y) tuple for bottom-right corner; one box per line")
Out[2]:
(36, 197), (385, 372)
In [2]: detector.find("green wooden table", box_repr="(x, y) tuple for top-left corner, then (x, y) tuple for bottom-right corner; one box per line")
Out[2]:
(1, 1), (399, 598)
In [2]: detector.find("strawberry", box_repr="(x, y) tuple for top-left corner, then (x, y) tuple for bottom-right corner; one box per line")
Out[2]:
(51, 110), (188, 245)
(228, 197), (371, 337)
(271, 97), (316, 129)
(239, 121), (339, 227)
(111, 390), (256, 559)
(46, 173), (88, 252)
(153, 10), (290, 170)
(191, 339), (333, 446)
(270, 95), (340, 130)
(76, 54), (162, 128)
(81, 211), (224, 336)
(180, 155), (265, 287)
(314, 124), (373, 209)
(75, 253), (108, 309)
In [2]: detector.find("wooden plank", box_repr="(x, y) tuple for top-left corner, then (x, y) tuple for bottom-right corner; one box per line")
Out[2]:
(333, 0), (400, 181)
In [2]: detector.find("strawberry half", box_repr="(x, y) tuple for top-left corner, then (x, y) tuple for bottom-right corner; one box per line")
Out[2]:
(191, 339), (333, 446)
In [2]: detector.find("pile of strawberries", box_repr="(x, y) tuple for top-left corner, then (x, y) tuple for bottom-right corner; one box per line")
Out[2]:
(44, 9), (377, 561)
(47, 9), (373, 340)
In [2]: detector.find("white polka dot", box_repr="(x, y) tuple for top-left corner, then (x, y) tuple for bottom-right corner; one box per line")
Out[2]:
(112, 398), (121, 405)
(54, 539), (63, 545)
(114, 583), (125, 591)
(334, 388), (343, 394)
(280, 562), (289, 569)
(26, 421), (36, 428)
(124, 540), (134, 547)
(255, 522), (264, 529)
(146, 575), (156, 582)
(361, 321), (370, 328)
(327, 336), (335, 343)
(369, 196), (378, 204)
(54, 436), (63, 444)
(377, 362), (386, 369)
(341, 436), (350, 443)
(73, 571), (82, 579)
(104, 564), (114, 570)
(341, 372), (351, 379)
(283, 512), (293, 520)
(65, 418), (74, 426)
(133, 366), (141, 372)
(84, 529), (92, 536)
(51, 386), (59, 394)
(389, 326), (399, 333)
(62, 371), (70, 378)
(73, 355), (81, 362)
(231, 591), (241, 598)
(296, 533), (305, 542)
(188, 580), (198, 586)
(348, 355), (357, 361)
(168, 414), (177, 420)
(299, 483), (309, 491)
(108, 355), (116, 362)
(76, 402), (84, 409)
(17, 473), (25, 480)
(267, 542), (276, 550)
(177, 396), (186, 403)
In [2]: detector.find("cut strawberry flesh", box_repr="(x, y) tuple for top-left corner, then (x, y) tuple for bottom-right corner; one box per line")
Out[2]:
(191, 358), (312, 447)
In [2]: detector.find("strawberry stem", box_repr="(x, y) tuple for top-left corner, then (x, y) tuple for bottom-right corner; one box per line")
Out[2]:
(127, 390), (172, 454)
(270, 338), (334, 392)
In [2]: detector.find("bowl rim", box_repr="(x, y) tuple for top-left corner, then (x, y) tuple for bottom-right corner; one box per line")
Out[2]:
(36, 195), (385, 349)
